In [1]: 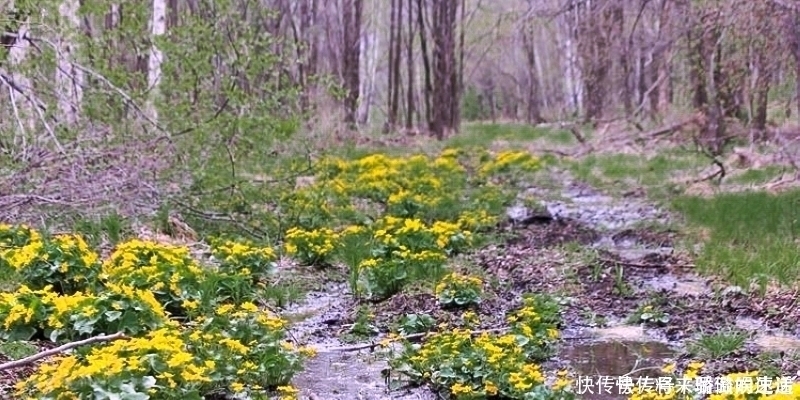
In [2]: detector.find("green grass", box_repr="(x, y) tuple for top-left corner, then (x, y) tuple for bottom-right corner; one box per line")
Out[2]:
(0, 340), (38, 360)
(672, 189), (800, 288)
(564, 150), (710, 201)
(726, 166), (786, 185)
(447, 123), (573, 149)
(687, 329), (748, 358)
(569, 151), (706, 185)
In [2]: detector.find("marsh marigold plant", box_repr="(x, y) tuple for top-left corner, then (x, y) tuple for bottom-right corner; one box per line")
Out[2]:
(101, 239), (205, 316)
(390, 293), (571, 400)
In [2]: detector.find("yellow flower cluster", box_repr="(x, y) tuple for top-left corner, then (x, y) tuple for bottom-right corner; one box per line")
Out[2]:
(0, 283), (169, 341)
(16, 327), (211, 397)
(0, 224), (310, 399)
(435, 273), (483, 297)
(0, 226), (101, 294)
(101, 239), (205, 311)
(212, 239), (276, 264)
(284, 226), (340, 265)
(394, 295), (568, 399)
(103, 239), (200, 281)
(479, 150), (541, 177)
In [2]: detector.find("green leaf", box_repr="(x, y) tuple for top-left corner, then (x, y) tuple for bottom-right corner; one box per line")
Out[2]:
(7, 325), (37, 341)
(105, 310), (122, 322)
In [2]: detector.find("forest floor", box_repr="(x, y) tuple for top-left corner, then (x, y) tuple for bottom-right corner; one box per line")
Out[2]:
(2, 121), (800, 400)
(282, 122), (800, 399)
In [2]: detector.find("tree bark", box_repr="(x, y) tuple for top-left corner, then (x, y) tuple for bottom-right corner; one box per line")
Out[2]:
(429, 0), (459, 140)
(342, 0), (363, 127)
(56, 0), (84, 127)
(417, 0), (433, 130)
(147, 0), (167, 124)
(405, 0), (416, 129)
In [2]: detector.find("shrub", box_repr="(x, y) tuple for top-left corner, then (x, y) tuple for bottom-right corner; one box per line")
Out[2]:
(283, 227), (339, 266)
(629, 361), (800, 400)
(435, 273), (484, 308)
(390, 294), (569, 399)
(210, 239), (277, 281)
(0, 231), (101, 294)
(15, 327), (213, 399)
(0, 283), (170, 342)
(184, 302), (315, 392)
(101, 239), (205, 317)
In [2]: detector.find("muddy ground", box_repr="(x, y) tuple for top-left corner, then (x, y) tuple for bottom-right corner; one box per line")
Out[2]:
(285, 167), (800, 400)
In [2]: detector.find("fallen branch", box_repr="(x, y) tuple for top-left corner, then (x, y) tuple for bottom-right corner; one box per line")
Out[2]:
(310, 328), (591, 353)
(646, 115), (702, 139)
(599, 257), (695, 270)
(0, 332), (127, 372)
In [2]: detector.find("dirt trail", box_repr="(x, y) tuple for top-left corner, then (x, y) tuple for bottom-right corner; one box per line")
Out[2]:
(282, 168), (800, 400)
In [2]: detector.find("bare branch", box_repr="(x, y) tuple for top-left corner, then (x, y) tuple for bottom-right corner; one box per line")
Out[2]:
(0, 332), (127, 372)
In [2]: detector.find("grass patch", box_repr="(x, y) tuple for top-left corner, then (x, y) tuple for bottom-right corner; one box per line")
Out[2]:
(569, 151), (706, 185)
(0, 340), (38, 360)
(448, 123), (573, 149)
(687, 329), (748, 358)
(726, 165), (786, 185)
(672, 189), (800, 288)
(564, 149), (714, 201)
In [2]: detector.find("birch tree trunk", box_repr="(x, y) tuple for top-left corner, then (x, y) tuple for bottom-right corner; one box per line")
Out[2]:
(357, 31), (378, 124)
(560, 10), (582, 116)
(56, 0), (84, 126)
(147, 0), (167, 124)
(8, 15), (36, 135)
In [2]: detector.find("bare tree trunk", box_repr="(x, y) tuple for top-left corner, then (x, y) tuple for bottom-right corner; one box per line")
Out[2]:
(579, 1), (612, 124)
(147, 0), (167, 124)
(357, 26), (378, 124)
(453, 0), (465, 130)
(417, 0), (433, 130)
(429, 0), (459, 140)
(342, 0), (363, 127)
(56, 0), (84, 126)
(405, 0), (416, 129)
(388, 0), (403, 131)
(386, 0), (399, 131)
(785, 10), (800, 123)
(521, 22), (543, 124)
(560, 7), (583, 116)
(6, 10), (36, 134)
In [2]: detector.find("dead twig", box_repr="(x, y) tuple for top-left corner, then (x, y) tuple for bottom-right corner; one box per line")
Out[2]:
(311, 328), (591, 353)
(0, 332), (127, 372)
(599, 257), (695, 270)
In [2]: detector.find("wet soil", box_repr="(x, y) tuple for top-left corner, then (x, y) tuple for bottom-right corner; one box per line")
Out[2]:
(281, 169), (800, 399)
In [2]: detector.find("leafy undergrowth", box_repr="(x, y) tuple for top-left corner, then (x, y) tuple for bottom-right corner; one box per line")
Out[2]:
(386, 294), (576, 400)
(0, 224), (309, 399)
(0, 147), (561, 399)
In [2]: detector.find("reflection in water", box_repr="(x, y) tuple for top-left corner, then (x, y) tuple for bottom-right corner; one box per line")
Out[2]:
(560, 341), (675, 400)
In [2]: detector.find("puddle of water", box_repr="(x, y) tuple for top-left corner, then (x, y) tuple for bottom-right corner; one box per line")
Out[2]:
(561, 340), (675, 400)
(589, 326), (649, 342)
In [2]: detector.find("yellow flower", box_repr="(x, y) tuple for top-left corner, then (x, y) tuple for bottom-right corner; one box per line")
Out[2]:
(661, 362), (676, 374)
(451, 382), (474, 395)
(484, 380), (499, 395)
(230, 382), (245, 393)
